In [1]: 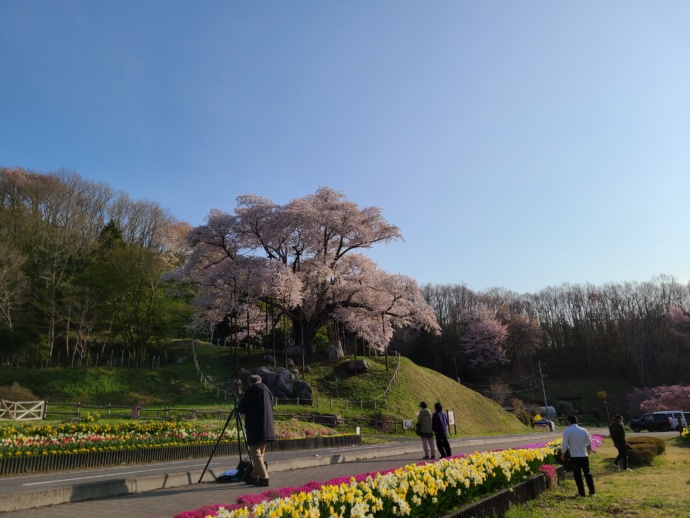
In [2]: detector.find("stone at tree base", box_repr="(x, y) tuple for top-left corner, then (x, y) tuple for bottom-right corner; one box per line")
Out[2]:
(344, 359), (369, 373)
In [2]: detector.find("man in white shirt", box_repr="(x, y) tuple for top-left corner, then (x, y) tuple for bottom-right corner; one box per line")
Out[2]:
(560, 414), (596, 497)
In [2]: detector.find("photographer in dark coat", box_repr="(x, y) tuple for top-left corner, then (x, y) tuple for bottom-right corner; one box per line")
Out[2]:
(609, 414), (629, 470)
(237, 374), (276, 486)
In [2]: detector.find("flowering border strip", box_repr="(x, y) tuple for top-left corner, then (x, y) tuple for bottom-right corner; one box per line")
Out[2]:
(176, 446), (557, 518)
(176, 434), (603, 518)
(0, 435), (361, 475)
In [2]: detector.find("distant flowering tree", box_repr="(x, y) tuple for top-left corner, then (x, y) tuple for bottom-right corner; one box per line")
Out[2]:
(459, 305), (509, 368)
(639, 384), (690, 413)
(667, 305), (690, 335)
(174, 188), (440, 354)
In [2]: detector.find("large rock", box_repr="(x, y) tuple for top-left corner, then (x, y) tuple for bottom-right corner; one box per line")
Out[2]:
(344, 359), (370, 373)
(285, 346), (302, 358)
(295, 380), (312, 394)
(297, 388), (313, 405)
(272, 376), (294, 399)
(255, 367), (279, 387)
(275, 367), (295, 381)
(324, 341), (344, 362)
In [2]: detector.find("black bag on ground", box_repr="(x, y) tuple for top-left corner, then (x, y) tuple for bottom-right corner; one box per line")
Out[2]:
(557, 449), (572, 472)
(216, 459), (254, 483)
(236, 459), (253, 480)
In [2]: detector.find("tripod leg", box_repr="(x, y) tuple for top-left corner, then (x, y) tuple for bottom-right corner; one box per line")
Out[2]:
(198, 409), (234, 484)
(236, 411), (253, 480)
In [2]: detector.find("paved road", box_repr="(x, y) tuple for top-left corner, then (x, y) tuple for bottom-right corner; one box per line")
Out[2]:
(0, 430), (572, 517)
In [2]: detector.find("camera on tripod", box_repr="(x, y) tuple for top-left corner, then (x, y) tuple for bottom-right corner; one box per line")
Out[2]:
(227, 379), (244, 395)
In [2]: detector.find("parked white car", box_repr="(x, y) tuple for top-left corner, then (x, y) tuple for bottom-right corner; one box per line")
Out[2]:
(652, 411), (687, 431)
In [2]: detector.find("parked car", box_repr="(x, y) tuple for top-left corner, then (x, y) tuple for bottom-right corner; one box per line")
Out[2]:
(629, 413), (673, 432)
(683, 412), (690, 428)
(653, 411), (687, 431)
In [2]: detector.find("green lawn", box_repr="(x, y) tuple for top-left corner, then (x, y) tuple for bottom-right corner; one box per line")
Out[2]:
(506, 436), (690, 517)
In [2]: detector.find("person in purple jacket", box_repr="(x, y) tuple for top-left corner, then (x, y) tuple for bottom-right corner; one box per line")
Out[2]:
(432, 402), (452, 458)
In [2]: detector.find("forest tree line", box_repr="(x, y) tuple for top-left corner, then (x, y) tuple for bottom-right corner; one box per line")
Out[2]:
(2, 167), (690, 390)
(0, 167), (193, 365)
(410, 277), (690, 387)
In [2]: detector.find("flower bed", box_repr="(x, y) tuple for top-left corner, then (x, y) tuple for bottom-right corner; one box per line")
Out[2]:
(176, 435), (603, 518)
(0, 420), (356, 474)
(0, 420), (342, 457)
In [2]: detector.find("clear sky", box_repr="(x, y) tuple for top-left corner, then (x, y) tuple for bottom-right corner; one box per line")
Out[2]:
(2, 1), (689, 294)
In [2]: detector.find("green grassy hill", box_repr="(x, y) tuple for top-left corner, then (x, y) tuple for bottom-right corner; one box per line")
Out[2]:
(0, 341), (529, 435)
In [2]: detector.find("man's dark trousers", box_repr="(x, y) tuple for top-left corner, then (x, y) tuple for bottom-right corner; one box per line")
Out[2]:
(571, 456), (595, 496)
(435, 435), (451, 458)
(614, 444), (628, 469)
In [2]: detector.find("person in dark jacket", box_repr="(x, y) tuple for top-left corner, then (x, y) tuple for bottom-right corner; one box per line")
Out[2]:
(609, 414), (629, 470)
(432, 402), (452, 458)
(237, 374), (276, 486)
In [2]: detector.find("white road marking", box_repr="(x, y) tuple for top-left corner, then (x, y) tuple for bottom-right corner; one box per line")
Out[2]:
(22, 464), (208, 486)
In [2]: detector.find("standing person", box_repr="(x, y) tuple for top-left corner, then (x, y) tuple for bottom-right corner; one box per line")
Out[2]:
(237, 374), (275, 487)
(416, 401), (435, 459)
(561, 414), (596, 498)
(432, 402), (452, 458)
(609, 414), (629, 470)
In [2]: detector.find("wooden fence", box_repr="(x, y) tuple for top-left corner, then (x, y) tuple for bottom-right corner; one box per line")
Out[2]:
(0, 400), (45, 421)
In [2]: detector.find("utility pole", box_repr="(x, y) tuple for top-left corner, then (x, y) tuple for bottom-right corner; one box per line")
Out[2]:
(538, 361), (549, 417)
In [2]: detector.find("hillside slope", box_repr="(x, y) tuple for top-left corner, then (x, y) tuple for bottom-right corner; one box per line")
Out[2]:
(385, 357), (529, 435)
(0, 343), (530, 435)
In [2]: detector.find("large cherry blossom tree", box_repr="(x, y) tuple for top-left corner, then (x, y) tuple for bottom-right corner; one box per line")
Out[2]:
(176, 187), (440, 354)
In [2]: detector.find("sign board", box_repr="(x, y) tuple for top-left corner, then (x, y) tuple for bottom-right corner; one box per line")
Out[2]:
(402, 419), (414, 430)
(447, 410), (455, 426)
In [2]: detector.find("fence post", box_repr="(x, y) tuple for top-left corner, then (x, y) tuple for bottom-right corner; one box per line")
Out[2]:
(76, 402), (81, 418)
(107, 403), (111, 417)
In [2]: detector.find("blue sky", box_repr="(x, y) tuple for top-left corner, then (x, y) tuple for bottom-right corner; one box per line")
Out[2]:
(2, 1), (689, 294)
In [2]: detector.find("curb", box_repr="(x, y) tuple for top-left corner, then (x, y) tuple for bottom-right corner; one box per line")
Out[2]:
(0, 433), (555, 512)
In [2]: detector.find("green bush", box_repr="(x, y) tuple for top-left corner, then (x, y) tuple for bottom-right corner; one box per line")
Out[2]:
(628, 444), (657, 466)
(0, 382), (38, 401)
(628, 436), (666, 454)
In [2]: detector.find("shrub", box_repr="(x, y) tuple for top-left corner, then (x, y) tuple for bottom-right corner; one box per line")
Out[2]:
(628, 436), (666, 454)
(628, 444), (657, 466)
(0, 382), (38, 401)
